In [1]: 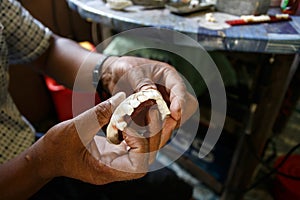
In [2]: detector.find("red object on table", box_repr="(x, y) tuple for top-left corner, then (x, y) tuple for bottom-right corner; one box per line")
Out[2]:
(273, 154), (300, 200)
(226, 15), (292, 26)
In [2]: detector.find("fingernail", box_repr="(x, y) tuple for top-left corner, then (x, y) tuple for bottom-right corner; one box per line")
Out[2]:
(171, 98), (181, 120)
(109, 92), (126, 108)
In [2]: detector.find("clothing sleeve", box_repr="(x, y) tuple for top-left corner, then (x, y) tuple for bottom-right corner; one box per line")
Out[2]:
(0, 0), (53, 64)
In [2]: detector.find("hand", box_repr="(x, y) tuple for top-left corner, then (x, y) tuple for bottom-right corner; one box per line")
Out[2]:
(34, 92), (149, 185)
(101, 56), (198, 149)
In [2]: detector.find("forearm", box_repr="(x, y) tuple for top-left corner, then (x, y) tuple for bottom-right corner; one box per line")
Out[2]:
(0, 140), (52, 200)
(35, 35), (107, 91)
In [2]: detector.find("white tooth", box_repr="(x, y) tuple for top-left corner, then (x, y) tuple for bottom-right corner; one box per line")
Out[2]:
(156, 99), (164, 109)
(156, 99), (171, 120)
(116, 102), (134, 116)
(111, 114), (122, 124)
(124, 104), (134, 115)
(129, 99), (140, 108)
(152, 89), (162, 99)
(143, 90), (155, 99)
(153, 93), (161, 100)
(116, 121), (127, 131)
(107, 89), (171, 144)
(114, 106), (126, 116)
(137, 94), (148, 103)
(143, 89), (162, 100)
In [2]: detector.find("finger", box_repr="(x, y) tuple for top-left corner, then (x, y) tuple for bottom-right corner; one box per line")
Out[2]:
(147, 108), (162, 163)
(94, 137), (128, 165)
(159, 116), (177, 149)
(126, 64), (157, 92)
(169, 96), (182, 121)
(163, 69), (187, 121)
(180, 93), (199, 124)
(159, 95), (198, 149)
(73, 92), (126, 146)
(109, 127), (149, 173)
(123, 127), (149, 153)
(141, 62), (187, 121)
(161, 66), (199, 125)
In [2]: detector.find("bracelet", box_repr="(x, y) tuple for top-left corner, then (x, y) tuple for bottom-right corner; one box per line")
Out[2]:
(92, 55), (111, 99)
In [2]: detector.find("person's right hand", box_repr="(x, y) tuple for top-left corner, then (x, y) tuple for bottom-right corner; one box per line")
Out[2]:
(32, 92), (149, 185)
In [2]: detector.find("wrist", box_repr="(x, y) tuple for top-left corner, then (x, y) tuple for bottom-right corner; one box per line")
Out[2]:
(29, 130), (63, 180)
(25, 140), (56, 182)
(95, 55), (119, 95)
(0, 141), (53, 199)
(92, 55), (110, 89)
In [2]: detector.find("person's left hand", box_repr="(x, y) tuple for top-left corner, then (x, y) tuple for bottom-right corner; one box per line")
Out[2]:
(100, 56), (198, 153)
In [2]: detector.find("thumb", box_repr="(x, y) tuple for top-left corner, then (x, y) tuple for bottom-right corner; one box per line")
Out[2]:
(74, 92), (126, 146)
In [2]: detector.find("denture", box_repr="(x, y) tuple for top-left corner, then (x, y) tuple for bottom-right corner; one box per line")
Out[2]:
(106, 89), (171, 144)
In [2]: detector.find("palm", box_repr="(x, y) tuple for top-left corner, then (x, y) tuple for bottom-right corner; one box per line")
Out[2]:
(90, 135), (149, 174)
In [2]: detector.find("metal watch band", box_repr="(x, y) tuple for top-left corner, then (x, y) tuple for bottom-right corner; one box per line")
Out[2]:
(92, 55), (110, 89)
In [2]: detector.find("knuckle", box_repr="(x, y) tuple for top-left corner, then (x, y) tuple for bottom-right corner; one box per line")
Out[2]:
(95, 101), (112, 124)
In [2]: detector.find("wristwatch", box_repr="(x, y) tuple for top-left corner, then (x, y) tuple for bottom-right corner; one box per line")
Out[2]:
(92, 55), (111, 98)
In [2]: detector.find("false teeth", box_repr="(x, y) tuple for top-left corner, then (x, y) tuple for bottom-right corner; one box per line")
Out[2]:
(106, 89), (171, 144)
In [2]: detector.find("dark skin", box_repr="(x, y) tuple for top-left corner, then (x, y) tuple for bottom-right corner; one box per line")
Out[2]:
(0, 34), (198, 200)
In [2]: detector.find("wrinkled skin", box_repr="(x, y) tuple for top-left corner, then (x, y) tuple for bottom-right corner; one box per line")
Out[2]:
(101, 56), (199, 152)
(0, 30), (198, 200)
(35, 93), (149, 185)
